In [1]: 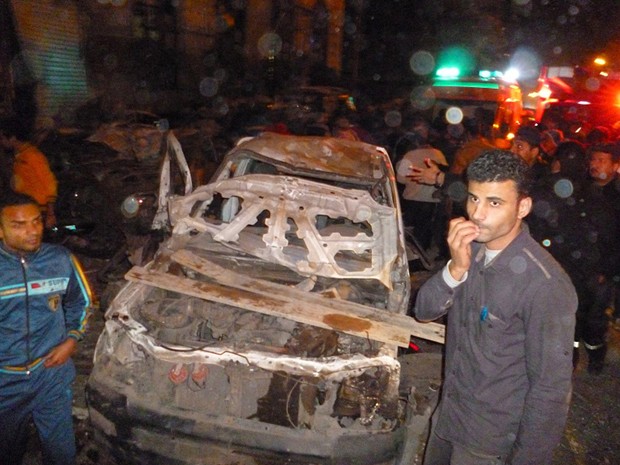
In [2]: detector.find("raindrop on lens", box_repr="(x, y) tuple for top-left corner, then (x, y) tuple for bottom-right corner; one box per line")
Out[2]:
(509, 256), (527, 274)
(121, 196), (140, 218)
(585, 78), (600, 92)
(258, 33), (282, 58)
(409, 51), (435, 76)
(410, 86), (435, 110)
(384, 111), (402, 128)
(200, 78), (219, 97)
(553, 179), (574, 198)
(445, 107), (463, 125)
(214, 68), (227, 82)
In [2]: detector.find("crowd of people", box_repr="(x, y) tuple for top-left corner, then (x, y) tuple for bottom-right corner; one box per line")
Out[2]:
(2, 98), (620, 464)
(390, 112), (620, 376)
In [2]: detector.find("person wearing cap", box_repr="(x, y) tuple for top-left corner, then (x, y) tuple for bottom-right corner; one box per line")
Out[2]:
(540, 129), (564, 159)
(510, 125), (550, 184)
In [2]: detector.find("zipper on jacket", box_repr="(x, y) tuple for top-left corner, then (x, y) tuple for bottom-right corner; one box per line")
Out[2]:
(20, 256), (33, 373)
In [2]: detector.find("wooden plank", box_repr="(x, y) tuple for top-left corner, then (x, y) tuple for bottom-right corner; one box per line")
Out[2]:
(126, 266), (413, 346)
(171, 249), (445, 344)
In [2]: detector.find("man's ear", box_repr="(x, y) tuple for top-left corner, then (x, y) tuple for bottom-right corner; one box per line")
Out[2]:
(518, 196), (532, 218)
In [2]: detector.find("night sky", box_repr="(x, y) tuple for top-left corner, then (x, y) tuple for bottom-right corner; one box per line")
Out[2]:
(356, 0), (620, 85)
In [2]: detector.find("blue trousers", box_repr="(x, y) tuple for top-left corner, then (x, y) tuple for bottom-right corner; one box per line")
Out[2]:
(0, 360), (76, 465)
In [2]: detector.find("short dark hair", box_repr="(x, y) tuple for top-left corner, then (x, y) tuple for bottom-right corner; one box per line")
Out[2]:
(0, 190), (39, 214)
(514, 125), (541, 148)
(589, 143), (620, 162)
(466, 149), (532, 197)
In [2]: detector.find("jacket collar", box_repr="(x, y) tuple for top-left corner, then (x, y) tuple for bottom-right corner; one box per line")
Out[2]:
(473, 227), (530, 269)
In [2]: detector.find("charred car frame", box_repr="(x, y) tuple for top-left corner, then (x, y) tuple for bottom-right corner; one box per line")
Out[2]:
(86, 134), (443, 465)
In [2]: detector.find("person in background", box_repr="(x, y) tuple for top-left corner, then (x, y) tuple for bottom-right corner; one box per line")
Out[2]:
(539, 128), (564, 161)
(395, 128), (448, 251)
(585, 125), (610, 146)
(528, 141), (618, 374)
(0, 118), (58, 230)
(510, 125), (549, 182)
(414, 150), (576, 465)
(588, 143), (620, 348)
(0, 191), (92, 465)
(449, 112), (495, 176)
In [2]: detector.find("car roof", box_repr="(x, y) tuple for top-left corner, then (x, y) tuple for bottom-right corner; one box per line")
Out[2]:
(230, 133), (390, 180)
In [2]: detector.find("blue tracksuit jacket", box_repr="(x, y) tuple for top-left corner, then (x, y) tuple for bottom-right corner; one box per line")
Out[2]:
(0, 242), (92, 373)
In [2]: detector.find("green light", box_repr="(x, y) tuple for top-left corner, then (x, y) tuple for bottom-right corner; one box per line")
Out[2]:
(479, 70), (492, 78)
(436, 67), (461, 78)
(435, 46), (475, 78)
(433, 81), (500, 89)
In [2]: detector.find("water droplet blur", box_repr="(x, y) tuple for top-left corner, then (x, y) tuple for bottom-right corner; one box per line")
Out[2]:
(384, 111), (402, 128)
(542, 239), (551, 247)
(568, 5), (579, 15)
(410, 86), (435, 111)
(200, 78), (219, 97)
(373, 74), (381, 81)
(553, 46), (562, 55)
(509, 47), (542, 81)
(214, 68), (227, 82)
(258, 33), (283, 58)
(557, 15), (567, 25)
(445, 107), (463, 125)
(553, 179), (574, 198)
(585, 77), (600, 92)
(409, 51), (435, 76)
(345, 21), (357, 35)
(447, 181), (468, 202)
(509, 256), (527, 274)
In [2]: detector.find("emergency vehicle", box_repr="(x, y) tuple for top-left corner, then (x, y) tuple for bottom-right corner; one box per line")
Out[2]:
(427, 69), (524, 148)
(531, 65), (620, 132)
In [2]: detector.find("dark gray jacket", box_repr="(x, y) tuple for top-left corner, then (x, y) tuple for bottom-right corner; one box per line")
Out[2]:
(414, 229), (577, 465)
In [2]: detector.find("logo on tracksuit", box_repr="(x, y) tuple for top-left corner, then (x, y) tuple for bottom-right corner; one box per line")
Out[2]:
(47, 294), (61, 312)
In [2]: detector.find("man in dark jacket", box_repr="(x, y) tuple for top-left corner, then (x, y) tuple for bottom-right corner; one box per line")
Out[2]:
(0, 191), (92, 465)
(529, 141), (618, 374)
(414, 150), (577, 465)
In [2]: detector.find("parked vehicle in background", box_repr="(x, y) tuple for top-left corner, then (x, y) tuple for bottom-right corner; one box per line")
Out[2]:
(419, 70), (523, 148)
(86, 133), (444, 465)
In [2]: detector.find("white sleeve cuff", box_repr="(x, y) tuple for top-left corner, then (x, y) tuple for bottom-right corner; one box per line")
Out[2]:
(442, 260), (468, 288)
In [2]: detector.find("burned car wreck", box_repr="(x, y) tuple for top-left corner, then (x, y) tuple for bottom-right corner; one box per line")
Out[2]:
(86, 134), (444, 465)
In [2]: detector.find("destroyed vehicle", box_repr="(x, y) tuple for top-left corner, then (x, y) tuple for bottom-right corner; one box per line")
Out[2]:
(86, 133), (442, 465)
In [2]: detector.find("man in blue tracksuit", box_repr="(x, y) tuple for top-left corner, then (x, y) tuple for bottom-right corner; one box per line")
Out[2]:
(0, 191), (92, 465)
